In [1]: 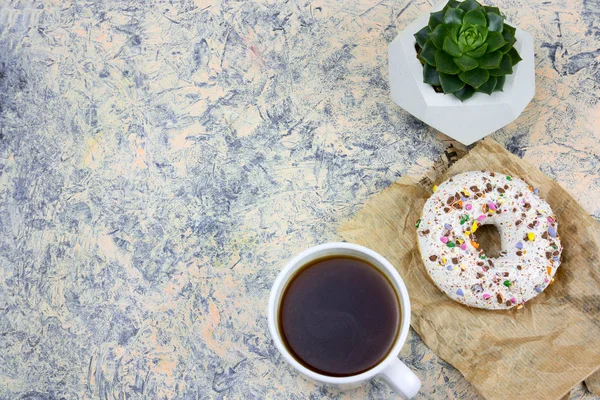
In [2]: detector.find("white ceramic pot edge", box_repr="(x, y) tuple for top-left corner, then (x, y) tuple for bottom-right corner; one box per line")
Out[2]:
(267, 242), (421, 399)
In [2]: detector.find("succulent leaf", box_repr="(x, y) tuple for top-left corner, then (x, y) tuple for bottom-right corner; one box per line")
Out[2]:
(444, 0), (461, 10)
(503, 23), (516, 36)
(485, 32), (506, 52)
(415, 0), (523, 101)
(443, 7), (465, 28)
(488, 53), (513, 76)
(466, 43), (488, 57)
(463, 8), (487, 26)
(493, 75), (506, 92)
(435, 50), (461, 74)
(414, 26), (431, 48)
(459, 68), (490, 88)
(454, 54), (479, 71)
(443, 36), (463, 57)
(423, 63), (441, 85)
(448, 24), (461, 40)
(458, 0), (481, 12)
(419, 40), (438, 66)
(475, 25), (489, 42)
(439, 72), (466, 93)
(478, 50), (503, 69)
(507, 47), (522, 66)
(477, 75), (497, 94)
(486, 12), (504, 32)
(483, 6), (500, 14)
(500, 30), (517, 52)
(429, 10), (446, 30)
(453, 85), (475, 101)
(431, 24), (451, 49)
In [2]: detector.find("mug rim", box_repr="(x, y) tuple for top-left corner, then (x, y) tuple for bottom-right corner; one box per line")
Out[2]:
(267, 242), (412, 384)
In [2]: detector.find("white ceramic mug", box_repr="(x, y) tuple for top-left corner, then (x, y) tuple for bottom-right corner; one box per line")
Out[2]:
(268, 242), (421, 399)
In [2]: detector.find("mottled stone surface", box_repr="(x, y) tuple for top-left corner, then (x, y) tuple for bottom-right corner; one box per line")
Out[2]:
(0, 0), (598, 399)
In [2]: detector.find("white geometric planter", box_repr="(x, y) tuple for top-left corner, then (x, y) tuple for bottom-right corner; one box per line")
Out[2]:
(388, 2), (535, 145)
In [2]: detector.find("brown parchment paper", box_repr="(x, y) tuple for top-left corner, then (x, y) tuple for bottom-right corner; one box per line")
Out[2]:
(339, 138), (600, 400)
(586, 370), (600, 396)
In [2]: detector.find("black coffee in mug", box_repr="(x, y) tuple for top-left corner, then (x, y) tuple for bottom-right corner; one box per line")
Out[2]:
(278, 256), (401, 377)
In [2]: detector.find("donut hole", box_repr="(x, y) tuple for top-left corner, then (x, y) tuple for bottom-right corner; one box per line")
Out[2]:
(475, 224), (502, 258)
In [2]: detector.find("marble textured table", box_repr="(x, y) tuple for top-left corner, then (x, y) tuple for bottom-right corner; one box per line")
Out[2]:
(0, 0), (598, 399)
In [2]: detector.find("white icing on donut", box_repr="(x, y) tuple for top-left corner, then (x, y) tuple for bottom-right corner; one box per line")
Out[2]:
(417, 171), (562, 310)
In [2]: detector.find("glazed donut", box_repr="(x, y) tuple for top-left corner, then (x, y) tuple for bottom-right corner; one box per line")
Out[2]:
(417, 171), (562, 310)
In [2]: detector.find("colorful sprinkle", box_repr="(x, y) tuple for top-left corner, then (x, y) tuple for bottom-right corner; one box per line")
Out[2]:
(544, 278), (549, 283)
(480, 254), (486, 259)
(444, 223), (452, 229)
(433, 185), (438, 192)
(442, 257), (447, 264)
(547, 217), (554, 224)
(553, 256), (560, 261)
(483, 293), (491, 300)
(510, 297), (516, 304)
(477, 215), (486, 221)
(547, 267), (552, 275)
(515, 242), (523, 249)
(503, 280), (511, 287)
(506, 175), (512, 180)
(471, 221), (478, 233)
(465, 204), (472, 210)
(447, 242), (456, 248)
(456, 288), (464, 296)
(548, 226), (557, 238)
(460, 243), (467, 250)
(527, 232), (535, 241)
(488, 202), (497, 211)
(446, 265), (453, 271)
(534, 285), (542, 293)
(470, 240), (479, 249)
(460, 216), (468, 224)
(441, 237), (448, 244)
(534, 188), (539, 195)
(415, 219), (421, 228)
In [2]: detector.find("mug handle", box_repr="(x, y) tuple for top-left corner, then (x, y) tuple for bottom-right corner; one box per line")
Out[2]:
(379, 357), (421, 399)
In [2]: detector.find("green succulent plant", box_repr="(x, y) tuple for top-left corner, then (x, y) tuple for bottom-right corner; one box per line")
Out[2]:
(414, 0), (522, 101)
